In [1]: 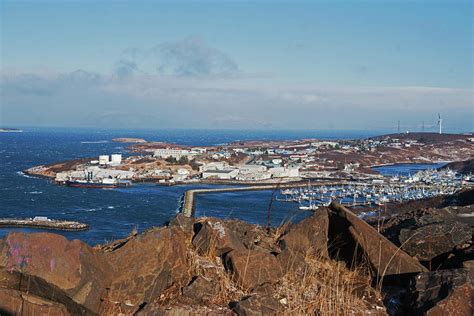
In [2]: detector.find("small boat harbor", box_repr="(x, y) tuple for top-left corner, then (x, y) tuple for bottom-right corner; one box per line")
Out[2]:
(181, 167), (470, 215)
(280, 168), (465, 210)
(0, 216), (89, 231)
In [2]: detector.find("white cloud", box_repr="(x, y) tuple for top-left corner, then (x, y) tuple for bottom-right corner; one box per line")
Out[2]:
(1, 69), (473, 131)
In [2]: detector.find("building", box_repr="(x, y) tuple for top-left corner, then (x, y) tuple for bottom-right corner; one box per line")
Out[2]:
(99, 155), (109, 165)
(236, 164), (270, 181)
(269, 166), (300, 178)
(110, 154), (122, 165)
(199, 162), (230, 172)
(154, 148), (193, 160)
(202, 169), (239, 180)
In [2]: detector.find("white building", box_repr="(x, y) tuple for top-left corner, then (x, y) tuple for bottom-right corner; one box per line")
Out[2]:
(236, 164), (270, 181)
(199, 162), (230, 172)
(202, 169), (239, 180)
(110, 154), (122, 165)
(269, 166), (300, 178)
(55, 166), (134, 182)
(173, 168), (191, 181)
(99, 155), (110, 165)
(311, 141), (339, 148)
(154, 148), (193, 160)
(238, 164), (267, 173)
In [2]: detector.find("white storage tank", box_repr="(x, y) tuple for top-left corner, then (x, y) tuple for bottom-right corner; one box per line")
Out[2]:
(99, 155), (110, 165)
(111, 154), (122, 164)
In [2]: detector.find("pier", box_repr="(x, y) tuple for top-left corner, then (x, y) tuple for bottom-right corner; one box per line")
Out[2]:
(0, 217), (89, 231)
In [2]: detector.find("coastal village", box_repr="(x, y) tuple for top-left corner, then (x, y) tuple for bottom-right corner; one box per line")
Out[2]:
(27, 132), (474, 187)
(7, 134), (474, 314)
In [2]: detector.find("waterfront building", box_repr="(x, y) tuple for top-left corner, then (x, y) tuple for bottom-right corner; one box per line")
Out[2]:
(202, 169), (239, 179)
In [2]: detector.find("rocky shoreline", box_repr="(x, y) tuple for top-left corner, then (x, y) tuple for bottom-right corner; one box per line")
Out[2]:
(0, 190), (472, 315)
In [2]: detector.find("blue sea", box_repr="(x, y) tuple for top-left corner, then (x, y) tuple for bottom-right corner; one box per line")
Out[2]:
(1, 127), (431, 245)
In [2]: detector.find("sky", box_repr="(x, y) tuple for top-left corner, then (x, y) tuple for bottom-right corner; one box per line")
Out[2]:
(1, 0), (473, 131)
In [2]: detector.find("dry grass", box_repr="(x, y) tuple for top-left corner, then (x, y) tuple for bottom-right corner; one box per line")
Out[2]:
(185, 223), (249, 306)
(275, 252), (383, 315)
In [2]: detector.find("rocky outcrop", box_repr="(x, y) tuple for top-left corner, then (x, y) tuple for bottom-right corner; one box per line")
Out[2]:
(399, 221), (471, 261)
(192, 219), (245, 256)
(381, 205), (473, 263)
(4, 202), (468, 315)
(103, 227), (191, 314)
(328, 203), (428, 276)
(278, 207), (329, 258)
(0, 268), (93, 315)
(0, 289), (70, 316)
(231, 294), (284, 315)
(225, 249), (283, 290)
(0, 232), (110, 312)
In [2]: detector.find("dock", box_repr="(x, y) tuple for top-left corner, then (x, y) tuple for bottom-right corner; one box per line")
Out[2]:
(0, 217), (89, 231)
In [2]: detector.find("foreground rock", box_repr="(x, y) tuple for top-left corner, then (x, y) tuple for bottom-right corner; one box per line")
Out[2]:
(231, 294), (284, 315)
(0, 232), (110, 312)
(381, 205), (473, 263)
(328, 203), (427, 276)
(0, 204), (443, 315)
(103, 227), (191, 314)
(399, 221), (471, 261)
(278, 207), (329, 258)
(225, 249), (283, 290)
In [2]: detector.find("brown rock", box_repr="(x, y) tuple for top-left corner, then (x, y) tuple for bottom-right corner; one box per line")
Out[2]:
(225, 250), (283, 290)
(278, 208), (329, 258)
(104, 227), (191, 312)
(277, 249), (307, 275)
(328, 203), (427, 276)
(399, 221), (471, 261)
(169, 213), (195, 235)
(413, 268), (472, 314)
(0, 232), (111, 312)
(0, 288), (70, 316)
(193, 219), (245, 256)
(0, 268), (94, 315)
(426, 282), (473, 316)
(182, 276), (217, 303)
(232, 294), (284, 316)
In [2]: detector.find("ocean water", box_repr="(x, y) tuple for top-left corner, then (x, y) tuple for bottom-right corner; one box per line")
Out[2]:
(0, 127), (404, 245)
(372, 163), (447, 177)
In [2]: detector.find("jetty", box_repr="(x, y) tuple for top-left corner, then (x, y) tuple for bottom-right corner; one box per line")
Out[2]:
(181, 181), (355, 217)
(0, 217), (89, 231)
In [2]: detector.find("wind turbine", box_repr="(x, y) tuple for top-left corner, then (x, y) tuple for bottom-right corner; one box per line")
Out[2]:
(437, 113), (442, 134)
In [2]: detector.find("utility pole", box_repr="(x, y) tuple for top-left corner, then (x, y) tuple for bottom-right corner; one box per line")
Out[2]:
(398, 120), (400, 133)
(422, 121), (425, 132)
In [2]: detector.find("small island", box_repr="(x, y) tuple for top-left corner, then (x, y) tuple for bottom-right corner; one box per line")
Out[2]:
(0, 127), (23, 133)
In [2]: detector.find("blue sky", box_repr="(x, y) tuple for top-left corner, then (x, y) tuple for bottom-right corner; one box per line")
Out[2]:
(1, 0), (473, 130)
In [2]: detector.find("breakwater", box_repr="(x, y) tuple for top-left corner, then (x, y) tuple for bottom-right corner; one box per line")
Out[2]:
(181, 181), (352, 217)
(180, 181), (452, 217)
(0, 218), (89, 231)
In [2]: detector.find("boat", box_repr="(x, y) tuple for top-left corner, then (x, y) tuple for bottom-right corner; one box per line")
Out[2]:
(298, 199), (319, 211)
(299, 204), (319, 211)
(66, 178), (131, 188)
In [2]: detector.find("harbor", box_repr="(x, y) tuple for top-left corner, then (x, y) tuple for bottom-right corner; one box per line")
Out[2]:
(0, 216), (89, 231)
(181, 176), (466, 217)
